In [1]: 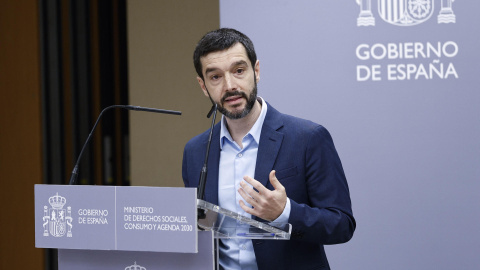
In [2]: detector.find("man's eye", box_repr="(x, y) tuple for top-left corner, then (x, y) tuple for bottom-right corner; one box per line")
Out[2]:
(236, 69), (244, 74)
(211, 75), (219, 80)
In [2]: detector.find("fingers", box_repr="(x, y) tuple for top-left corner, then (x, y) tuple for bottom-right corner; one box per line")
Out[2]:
(239, 199), (254, 215)
(237, 170), (287, 221)
(239, 170), (284, 202)
(242, 175), (267, 194)
(238, 177), (264, 217)
(238, 182), (257, 205)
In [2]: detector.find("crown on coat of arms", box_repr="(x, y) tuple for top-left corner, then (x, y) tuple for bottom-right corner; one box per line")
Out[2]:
(125, 262), (146, 270)
(48, 193), (66, 209)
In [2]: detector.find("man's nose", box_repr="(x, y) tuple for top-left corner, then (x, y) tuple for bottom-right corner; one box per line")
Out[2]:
(224, 73), (236, 91)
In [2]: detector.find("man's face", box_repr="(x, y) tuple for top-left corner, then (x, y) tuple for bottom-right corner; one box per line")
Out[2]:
(197, 43), (260, 119)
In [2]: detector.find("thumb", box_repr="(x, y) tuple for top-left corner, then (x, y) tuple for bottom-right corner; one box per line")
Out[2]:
(269, 170), (283, 190)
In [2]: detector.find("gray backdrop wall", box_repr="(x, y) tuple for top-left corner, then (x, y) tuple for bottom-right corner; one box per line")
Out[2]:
(221, 1), (480, 269)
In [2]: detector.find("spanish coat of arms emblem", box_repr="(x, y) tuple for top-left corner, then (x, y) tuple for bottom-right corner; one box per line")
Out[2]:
(356, 0), (456, 26)
(42, 193), (73, 237)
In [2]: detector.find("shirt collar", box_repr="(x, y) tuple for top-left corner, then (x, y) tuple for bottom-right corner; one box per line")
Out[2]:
(220, 97), (268, 149)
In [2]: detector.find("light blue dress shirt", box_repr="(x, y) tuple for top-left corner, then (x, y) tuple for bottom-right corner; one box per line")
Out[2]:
(218, 97), (291, 270)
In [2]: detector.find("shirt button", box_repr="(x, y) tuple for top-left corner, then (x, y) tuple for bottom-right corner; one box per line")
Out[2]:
(240, 244), (247, 250)
(238, 153), (243, 158)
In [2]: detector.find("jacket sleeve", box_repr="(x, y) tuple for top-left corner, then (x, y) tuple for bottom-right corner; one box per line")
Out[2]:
(288, 125), (356, 245)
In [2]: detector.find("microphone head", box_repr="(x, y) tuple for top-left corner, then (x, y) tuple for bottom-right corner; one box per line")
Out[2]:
(207, 104), (217, 118)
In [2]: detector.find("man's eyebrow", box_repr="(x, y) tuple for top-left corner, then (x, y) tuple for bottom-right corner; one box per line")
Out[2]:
(205, 67), (218, 75)
(204, 60), (249, 75)
(232, 60), (248, 68)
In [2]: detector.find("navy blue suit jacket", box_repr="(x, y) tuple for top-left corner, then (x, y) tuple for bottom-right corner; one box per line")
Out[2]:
(182, 103), (355, 270)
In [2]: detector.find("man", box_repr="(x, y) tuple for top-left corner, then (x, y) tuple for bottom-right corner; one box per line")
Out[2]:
(182, 28), (355, 270)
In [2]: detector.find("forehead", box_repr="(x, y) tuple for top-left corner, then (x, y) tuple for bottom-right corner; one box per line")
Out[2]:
(200, 43), (249, 72)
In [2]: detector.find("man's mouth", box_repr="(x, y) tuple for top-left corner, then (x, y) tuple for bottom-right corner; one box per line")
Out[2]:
(222, 93), (246, 106)
(225, 96), (242, 102)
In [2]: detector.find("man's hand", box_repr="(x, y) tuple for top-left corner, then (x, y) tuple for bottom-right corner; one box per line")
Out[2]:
(238, 170), (287, 221)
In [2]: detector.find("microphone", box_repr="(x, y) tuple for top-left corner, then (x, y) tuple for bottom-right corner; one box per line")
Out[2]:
(123, 105), (182, 115)
(68, 105), (181, 185)
(197, 104), (218, 219)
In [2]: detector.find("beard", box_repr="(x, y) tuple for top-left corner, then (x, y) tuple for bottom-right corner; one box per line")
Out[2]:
(218, 84), (258, 120)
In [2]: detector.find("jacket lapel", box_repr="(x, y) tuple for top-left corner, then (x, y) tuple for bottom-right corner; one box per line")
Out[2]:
(205, 123), (221, 205)
(254, 104), (284, 188)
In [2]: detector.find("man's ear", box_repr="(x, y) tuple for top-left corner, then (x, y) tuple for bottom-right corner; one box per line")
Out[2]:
(254, 60), (260, 83)
(197, 76), (209, 97)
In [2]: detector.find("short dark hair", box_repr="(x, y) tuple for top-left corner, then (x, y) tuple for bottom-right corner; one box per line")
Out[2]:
(193, 28), (257, 80)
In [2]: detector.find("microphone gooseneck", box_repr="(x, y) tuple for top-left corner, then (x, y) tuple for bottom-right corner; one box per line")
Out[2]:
(68, 105), (181, 185)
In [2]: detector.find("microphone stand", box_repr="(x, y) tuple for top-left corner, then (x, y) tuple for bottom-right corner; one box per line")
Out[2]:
(197, 104), (218, 220)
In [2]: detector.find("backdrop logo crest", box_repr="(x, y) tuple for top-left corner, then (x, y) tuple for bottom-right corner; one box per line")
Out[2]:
(356, 0), (456, 26)
(42, 193), (73, 237)
(379, 0), (434, 26)
(125, 262), (147, 270)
